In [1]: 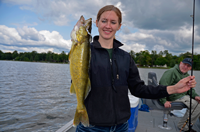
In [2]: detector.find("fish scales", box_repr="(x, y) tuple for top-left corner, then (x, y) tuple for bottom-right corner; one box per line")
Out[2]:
(69, 16), (92, 127)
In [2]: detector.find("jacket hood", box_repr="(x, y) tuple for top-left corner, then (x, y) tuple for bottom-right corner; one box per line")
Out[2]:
(92, 36), (123, 49)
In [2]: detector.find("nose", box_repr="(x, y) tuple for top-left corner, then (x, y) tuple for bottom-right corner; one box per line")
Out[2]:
(105, 22), (111, 28)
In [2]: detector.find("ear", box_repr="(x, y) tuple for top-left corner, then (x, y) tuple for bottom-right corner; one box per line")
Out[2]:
(117, 23), (122, 31)
(96, 20), (98, 27)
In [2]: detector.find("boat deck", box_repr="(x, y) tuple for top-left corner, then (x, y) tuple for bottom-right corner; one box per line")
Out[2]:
(137, 110), (200, 132)
(56, 109), (200, 132)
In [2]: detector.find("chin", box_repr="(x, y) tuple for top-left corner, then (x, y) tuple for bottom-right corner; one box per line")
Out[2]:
(103, 36), (113, 40)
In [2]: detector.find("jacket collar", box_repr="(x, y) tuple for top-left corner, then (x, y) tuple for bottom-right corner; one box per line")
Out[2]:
(92, 36), (123, 49)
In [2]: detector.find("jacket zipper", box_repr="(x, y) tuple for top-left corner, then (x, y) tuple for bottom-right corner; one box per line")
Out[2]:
(109, 51), (118, 125)
(114, 58), (119, 80)
(110, 58), (117, 92)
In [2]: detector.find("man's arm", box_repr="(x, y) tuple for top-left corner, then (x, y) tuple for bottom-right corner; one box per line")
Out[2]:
(159, 70), (175, 105)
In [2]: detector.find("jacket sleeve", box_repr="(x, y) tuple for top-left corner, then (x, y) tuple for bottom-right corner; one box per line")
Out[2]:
(158, 70), (175, 104)
(128, 57), (169, 99)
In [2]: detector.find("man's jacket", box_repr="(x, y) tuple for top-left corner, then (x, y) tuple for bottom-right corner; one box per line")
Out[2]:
(159, 64), (198, 104)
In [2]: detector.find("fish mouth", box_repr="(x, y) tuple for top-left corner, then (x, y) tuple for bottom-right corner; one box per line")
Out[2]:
(84, 18), (92, 34)
(70, 16), (92, 43)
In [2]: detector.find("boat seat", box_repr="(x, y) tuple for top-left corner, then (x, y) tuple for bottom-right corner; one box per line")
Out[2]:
(147, 72), (187, 130)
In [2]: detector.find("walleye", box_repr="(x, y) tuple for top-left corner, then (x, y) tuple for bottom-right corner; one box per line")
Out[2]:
(69, 16), (92, 127)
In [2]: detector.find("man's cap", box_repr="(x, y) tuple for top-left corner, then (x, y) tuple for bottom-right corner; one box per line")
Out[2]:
(182, 58), (192, 67)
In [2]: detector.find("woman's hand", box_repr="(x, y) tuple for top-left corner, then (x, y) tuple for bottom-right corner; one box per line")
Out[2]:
(167, 76), (196, 94)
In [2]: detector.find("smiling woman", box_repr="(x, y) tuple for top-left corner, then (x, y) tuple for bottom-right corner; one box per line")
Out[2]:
(74, 5), (197, 132)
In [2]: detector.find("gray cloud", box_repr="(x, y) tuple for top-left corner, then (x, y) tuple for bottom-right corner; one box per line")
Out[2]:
(1, 0), (200, 55)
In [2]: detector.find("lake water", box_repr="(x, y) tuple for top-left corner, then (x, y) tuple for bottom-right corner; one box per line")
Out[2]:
(0, 61), (200, 132)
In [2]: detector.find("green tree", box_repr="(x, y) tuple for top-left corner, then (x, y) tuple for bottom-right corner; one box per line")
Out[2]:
(155, 56), (168, 66)
(40, 52), (47, 61)
(12, 50), (18, 60)
(30, 56), (33, 61)
(151, 50), (158, 67)
(180, 52), (192, 59)
(163, 50), (172, 67)
(34, 55), (40, 61)
(23, 57), (30, 61)
(46, 51), (53, 62)
(5, 52), (12, 60)
(158, 51), (164, 57)
(0, 50), (4, 60)
(136, 50), (151, 66)
(31, 51), (37, 61)
(169, 59), (176, 67)
(15, 56), (20, 61)
(60, 51), (68, 63)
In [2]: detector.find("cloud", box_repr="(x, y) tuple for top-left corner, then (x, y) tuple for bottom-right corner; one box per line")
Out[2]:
(0, 25), (71, 53)
(118, 23), (200, 55)
(121, 43), (145, 53)
(1, 0), (200, 55)
(17, 26), (45, 41)
(121, 0), (200, 30)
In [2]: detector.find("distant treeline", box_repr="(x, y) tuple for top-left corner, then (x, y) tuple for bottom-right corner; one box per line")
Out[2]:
(0, 50), (69, 63)
(0, 50), (200, 70)
(129, 50), (200, 70)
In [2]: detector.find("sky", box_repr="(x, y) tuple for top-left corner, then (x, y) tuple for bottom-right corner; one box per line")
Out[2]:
(0, 0), (200, 55)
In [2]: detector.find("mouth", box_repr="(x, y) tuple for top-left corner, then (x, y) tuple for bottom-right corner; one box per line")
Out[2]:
(103, 30), (112, 34)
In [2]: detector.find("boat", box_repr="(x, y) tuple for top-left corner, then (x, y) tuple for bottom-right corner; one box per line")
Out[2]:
(56, 72), (200, 132)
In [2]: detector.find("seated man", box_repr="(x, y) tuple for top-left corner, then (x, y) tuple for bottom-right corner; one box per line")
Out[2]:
(159, 58), (200, 132)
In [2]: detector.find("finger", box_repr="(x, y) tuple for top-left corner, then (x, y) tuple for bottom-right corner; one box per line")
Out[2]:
(191, 75), (195, 79)
(183, 76), (191, 82)
(189, 78), (196, 83)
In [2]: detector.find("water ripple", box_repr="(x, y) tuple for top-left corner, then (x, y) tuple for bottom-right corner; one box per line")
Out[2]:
(1, 61), (199, 132)
(0, 61), (76, 132)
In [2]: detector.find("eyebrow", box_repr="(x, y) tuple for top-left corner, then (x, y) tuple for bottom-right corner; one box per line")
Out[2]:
(101, 17), (117, 21)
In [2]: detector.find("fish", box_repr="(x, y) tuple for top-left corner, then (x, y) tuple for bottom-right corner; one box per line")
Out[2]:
(69, 15), (92, 127)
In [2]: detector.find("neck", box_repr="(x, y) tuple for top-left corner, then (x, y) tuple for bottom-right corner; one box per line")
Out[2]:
(98, 37), (113, 49)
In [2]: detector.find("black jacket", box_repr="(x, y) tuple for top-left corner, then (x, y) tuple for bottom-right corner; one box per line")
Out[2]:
(85, 36), (169, 126)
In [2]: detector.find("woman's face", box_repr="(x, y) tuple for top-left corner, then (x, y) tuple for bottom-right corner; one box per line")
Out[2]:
(96, 10), (121, 41)
(179, 62), (192, 73)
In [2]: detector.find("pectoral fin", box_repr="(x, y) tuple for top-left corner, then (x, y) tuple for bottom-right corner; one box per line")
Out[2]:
(70, 82), (76, 94)
(84, 78), (91, 99)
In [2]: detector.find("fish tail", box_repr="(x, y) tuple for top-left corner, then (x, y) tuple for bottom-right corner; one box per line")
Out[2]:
(73, 107), (89, 127)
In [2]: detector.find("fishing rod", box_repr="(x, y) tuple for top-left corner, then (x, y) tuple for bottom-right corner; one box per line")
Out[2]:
(189, 0), (195, 131)
(179, 103), (199, 132)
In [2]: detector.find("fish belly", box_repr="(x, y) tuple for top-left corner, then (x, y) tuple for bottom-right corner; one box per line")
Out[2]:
(70, 41), (90, 111)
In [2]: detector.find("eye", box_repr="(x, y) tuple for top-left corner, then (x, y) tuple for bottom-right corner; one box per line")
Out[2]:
(102, 20), (107, 23)
(111, 21), (117, 24)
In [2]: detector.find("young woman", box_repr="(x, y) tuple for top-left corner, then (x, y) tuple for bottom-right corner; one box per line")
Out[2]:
(76, 5), (196, 132)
